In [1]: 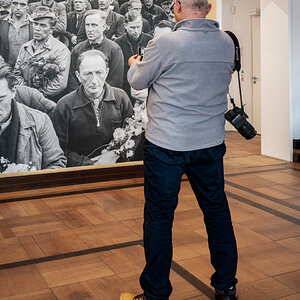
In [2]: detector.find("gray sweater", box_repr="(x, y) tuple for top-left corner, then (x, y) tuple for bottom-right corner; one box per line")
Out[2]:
(127, 18), (235, 151)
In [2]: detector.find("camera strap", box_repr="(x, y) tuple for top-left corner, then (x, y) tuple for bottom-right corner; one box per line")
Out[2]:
(225, 30), (244, 112)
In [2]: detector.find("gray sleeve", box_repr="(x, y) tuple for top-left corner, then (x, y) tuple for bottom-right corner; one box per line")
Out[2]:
(127, 39), (162, 90)
(15, 86), (56, 116)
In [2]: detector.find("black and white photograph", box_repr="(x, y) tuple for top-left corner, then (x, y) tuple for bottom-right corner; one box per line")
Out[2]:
(0, 0), (299, 299)
(0, 0), (179, 174)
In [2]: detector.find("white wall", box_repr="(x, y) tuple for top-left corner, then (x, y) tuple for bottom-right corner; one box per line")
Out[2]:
(261, 0), (292, 161)
(221, 0), (260, 131)
(220, 0), (299, 161)
(291, 0), (300, 140)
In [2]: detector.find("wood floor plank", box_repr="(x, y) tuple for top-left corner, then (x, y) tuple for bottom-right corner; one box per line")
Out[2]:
(96, 245), (145, 278)
(257, 171), (300, 184)
(0, 237), (29, 264)
(55, 209), (93, 229)
(276, 236), (300, 252)
(18, 236), (45, 259)
(85, 189), (143, 208)
(237, 277), (295, 300)
(32, 229), (88, 256)
(121, 218), (144, 237)
(254, 186), (298, 200)
(21, 200), (52, 216)
(238, 242), (300, 276)
(85, 190), (145, 221)
(226, 185), (300, 219)
(77, 204), (117, 225)
(0, 219), (14, 239)
(170, 271), (204, 300)
(6, 213), (67, 237)
(235, 213), (300, 241)
(0, 265), (48, 298)
(275, 270), (300, 293)
(274, 294), (300, 300)
(173, 210), (206, 232)
(78, 275), (130, 299)
(42, 194), (93, 212)
(0, 289), (57, 300)
(172, 224), (209, 261)
(73, 222), (140, 248)
(0, 202), (28, 219)
(36, 254), (114, 287)
(52, 282), (95, 300)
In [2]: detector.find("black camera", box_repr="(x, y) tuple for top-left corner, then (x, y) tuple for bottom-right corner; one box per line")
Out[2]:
(225, 98), (257, 140)
(138, 46), (145, 59)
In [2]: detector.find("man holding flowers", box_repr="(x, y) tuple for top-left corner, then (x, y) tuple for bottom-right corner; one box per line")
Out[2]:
(52, 50), (134, 167)
(13, 6), (70, 101)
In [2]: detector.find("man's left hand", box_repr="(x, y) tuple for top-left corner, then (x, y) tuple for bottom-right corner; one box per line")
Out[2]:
(128, 54), (142, 67)
(91, 150), (120, 165)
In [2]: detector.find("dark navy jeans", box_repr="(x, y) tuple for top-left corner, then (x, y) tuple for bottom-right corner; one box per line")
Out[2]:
(140, 140), (238, 300)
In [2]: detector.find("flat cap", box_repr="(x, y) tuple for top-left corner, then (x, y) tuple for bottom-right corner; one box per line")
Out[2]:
(31, 6), (56, 20)
(161, 0), (173, 6)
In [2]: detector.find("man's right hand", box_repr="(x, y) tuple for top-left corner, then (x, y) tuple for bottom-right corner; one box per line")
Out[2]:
(128, 54), (142, 67)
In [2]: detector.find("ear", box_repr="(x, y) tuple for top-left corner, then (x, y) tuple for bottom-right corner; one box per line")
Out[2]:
(104, 67), (109, 81)
(175, 0), (181, 13)
(11, 86), (16, 99)
(75, 70), (81, 83)
(206, 3), (212, 15)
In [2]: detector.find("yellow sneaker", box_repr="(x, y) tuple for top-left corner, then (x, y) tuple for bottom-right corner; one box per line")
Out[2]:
(120, 293), (145, 300)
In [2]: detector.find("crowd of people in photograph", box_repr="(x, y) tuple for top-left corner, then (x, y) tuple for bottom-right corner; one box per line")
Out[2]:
(0, 0), (175, 172)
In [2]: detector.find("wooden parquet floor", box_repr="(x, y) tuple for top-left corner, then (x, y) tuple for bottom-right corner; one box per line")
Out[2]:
(0, 132), (299, 300)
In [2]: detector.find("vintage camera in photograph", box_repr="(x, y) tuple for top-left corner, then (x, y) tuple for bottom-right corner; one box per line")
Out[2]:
(225, 99), (257, 140)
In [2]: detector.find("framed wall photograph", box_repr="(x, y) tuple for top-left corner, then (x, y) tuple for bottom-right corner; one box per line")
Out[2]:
(0, 0), (218, 192)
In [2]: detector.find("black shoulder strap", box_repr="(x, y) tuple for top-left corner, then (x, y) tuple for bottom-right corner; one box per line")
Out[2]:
(225, 30), (241, 72)
(224, 30), (244, 111)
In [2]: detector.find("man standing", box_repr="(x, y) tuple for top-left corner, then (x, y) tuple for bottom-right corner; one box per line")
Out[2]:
(65, 0), (88, 48)
(52, 50), (133, 167)
(29, 0), (67, 35)
(68, 10), (124, 91)
(0, 0), (33, 67)
(13, 6), (71, 101)
(141, 0), (163, 31)
(115, 11), (152, 103)
(119, 0), (150, 33)
(0, 61), (66, 170)
(77, 0), (125, 42)
(121, 0), (238, 299)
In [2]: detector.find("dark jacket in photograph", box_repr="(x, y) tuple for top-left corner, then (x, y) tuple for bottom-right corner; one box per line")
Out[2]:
(77, 10), (125, 42)
(1, 100), (66, 170)
(15, 85), (56, 117)
(65, 10), (85, 38)
(68, 37), (124, 91)
(0, 15), (34, 66)
(115, 32), (152, 100)
(52, 83), (134, 167)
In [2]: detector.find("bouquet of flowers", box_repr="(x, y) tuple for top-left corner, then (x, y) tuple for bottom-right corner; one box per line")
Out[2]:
(102, 101), (148, 159)
(27, 56), (64, 92)
(0, 157), (36, 174)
